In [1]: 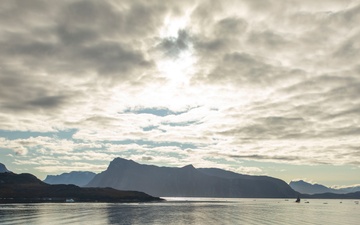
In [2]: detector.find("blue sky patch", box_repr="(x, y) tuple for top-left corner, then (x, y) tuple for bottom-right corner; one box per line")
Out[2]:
(0, 129), (77, 140)
(123, 107), (191, 117)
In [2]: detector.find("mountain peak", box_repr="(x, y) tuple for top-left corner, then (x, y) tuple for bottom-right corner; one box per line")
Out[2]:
(0, 163), (10, 173)
(182, 164), (196, 170)
(289, 179), (331, 194)
(112, 157), (136, 164)
(290, 180), (307, 184)
(108, 157), (139, 171)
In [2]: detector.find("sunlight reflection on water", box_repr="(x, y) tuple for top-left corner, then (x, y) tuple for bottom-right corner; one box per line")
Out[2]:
(0, 198), (359, 225)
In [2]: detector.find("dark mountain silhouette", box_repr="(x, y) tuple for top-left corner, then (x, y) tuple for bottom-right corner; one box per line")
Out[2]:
(290, 180), (360, 194)
(44, 171), (96, 187)
(0, 172), (161, 203)
(0, 163), (10, 173)
(86, 157), (298, 198)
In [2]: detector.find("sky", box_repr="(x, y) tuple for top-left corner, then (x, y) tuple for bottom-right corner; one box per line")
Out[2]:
(0, 0), (360, 187)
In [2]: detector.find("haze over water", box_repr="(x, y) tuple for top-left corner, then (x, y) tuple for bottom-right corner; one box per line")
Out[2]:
(0, 198), (359, 225)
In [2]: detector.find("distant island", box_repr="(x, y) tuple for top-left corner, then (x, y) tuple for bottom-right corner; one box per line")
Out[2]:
(44, 171), (96, 187)
(290, 180), (360, 195)
(0, 172), (162, 203)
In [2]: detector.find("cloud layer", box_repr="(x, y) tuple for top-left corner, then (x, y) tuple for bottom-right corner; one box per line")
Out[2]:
(1, 0), (359, 178)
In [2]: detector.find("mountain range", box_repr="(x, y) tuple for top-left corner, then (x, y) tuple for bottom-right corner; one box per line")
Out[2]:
(290, 180), (360, 195)
(86, 157), (298, 198)
(2, 160), (360, 199)
(303, 191), (360, 199)
(44, 171), (96, 187)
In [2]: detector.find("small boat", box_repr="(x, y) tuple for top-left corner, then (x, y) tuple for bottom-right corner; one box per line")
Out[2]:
(295, 196), (300, 203)
(66, 198), (75, 203)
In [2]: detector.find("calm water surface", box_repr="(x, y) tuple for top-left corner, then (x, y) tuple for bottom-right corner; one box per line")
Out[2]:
(0, 198), (359, 224)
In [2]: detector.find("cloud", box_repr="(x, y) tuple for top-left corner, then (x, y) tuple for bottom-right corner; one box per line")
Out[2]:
(157, 30), (191, 58)
(0, 0), (172, 115)
(1, 0), (360, 178)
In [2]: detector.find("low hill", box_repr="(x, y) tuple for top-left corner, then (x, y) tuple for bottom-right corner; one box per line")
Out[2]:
(0, 172), (161, 203)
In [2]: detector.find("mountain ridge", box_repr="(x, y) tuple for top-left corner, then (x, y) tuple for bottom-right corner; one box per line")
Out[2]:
(87, 157), (298, 198)
(0, 163), (10, 173)
(290, 180), (360, 194)
(44, 171), (96, 187)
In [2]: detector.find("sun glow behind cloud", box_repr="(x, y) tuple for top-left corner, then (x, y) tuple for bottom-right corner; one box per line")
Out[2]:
(160, 8), (194, 38)
(0, 0), (360, 186)
(156, 49), (196, 87)
(157, 12), (196, 85)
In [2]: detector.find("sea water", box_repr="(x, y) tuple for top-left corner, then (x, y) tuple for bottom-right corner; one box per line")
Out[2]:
(0, 198), (359, 224)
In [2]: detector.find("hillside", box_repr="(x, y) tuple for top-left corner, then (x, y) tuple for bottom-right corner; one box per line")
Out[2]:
(0, 172), (162, 203)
